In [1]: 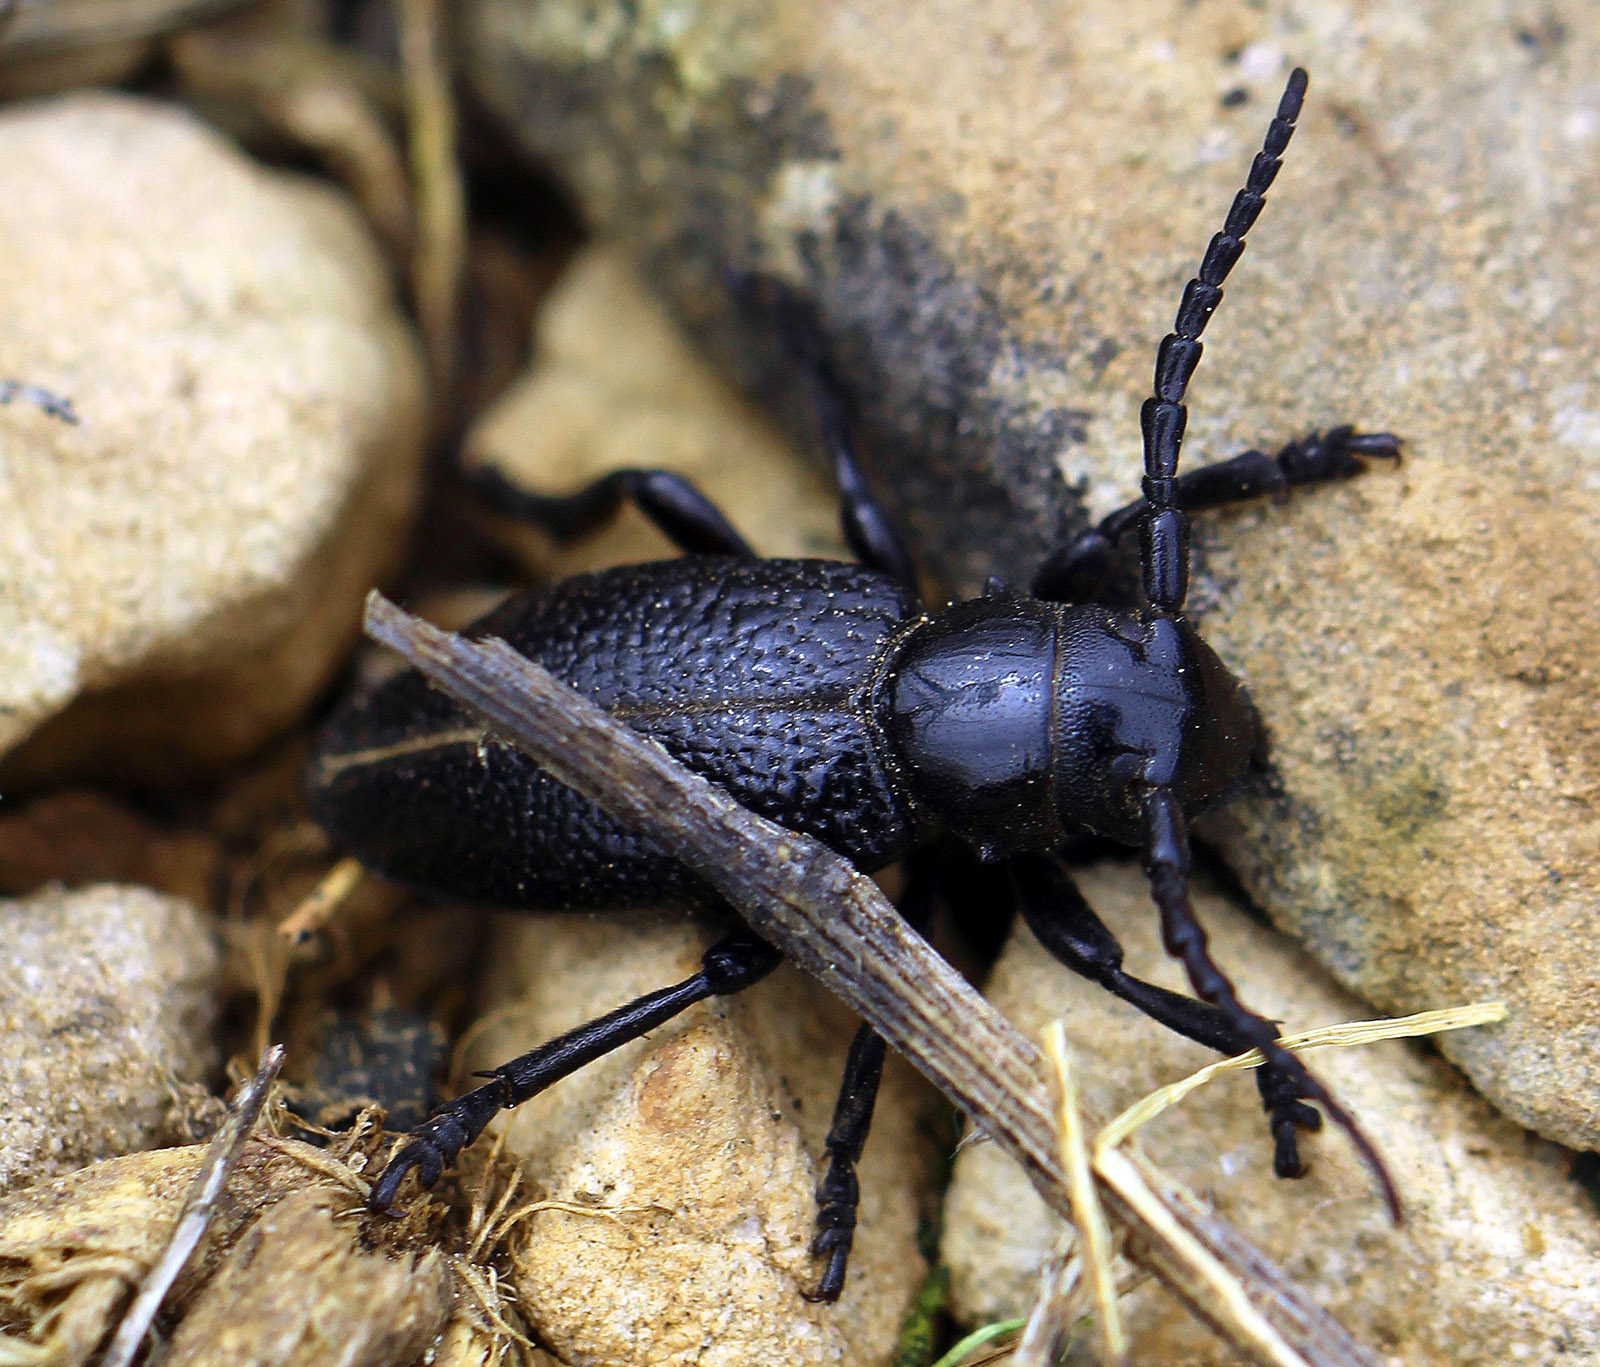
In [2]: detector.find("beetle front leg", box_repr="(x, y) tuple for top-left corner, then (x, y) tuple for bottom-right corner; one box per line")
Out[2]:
(809, 367), (917, 587)
(1031, 426), (1400, 603)
(1006, 852), (1322, 1166)
(1141, 790), (1401, 1218)
(368, 927), (782, 1211)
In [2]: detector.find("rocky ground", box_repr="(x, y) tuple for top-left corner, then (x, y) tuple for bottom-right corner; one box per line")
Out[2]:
(0, 2), (1594, 1366)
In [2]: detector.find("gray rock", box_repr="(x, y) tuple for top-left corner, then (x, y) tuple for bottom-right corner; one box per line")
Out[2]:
(0, 883), (221, 1194)
(0, 92), (426, 787)
(942, 863), (1600, 1366)
(464, 0), (1600, 1149)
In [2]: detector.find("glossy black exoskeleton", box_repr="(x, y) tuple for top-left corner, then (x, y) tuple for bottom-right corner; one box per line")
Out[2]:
(308, 69), (1401, 1301)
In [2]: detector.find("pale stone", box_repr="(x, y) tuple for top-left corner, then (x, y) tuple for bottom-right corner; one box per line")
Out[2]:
(0, 92), (425, 784)
(466, 910), (936, 1367)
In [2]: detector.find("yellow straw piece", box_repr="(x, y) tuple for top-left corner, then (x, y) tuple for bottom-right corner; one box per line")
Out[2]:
(1093, 1148), (1309, 1367)
(1096, 1002), (1507, 1154)
(1042, 1021), (1126, 1363)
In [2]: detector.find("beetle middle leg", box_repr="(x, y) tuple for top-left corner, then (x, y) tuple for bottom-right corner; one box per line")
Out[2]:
(1030, 426), (1401, 603)
(462, 462), (758, 557)
(367, 926), (782, 1210)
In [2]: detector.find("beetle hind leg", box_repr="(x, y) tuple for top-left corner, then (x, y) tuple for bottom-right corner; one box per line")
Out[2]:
(803, 1022), (888, 1304)
(800, 860), (940, 1302)
(367, 927), (782, 1212)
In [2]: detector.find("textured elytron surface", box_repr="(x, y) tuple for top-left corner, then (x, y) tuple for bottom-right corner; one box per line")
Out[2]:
(309, 559), (925, 909)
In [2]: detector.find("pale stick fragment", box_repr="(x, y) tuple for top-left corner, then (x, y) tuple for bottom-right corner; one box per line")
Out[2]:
(399, 0), (466, 390)
(1037, 1021), (1123, 1364)
(360, 591), (1379, 1367)
(1010, 1248), (1082, 1367)
(1092, 1147), (1306, 1367)
(99, 1045), (286, 1367)
(1079, 1000), (1511, 1367)
(277, 856), (366, 943)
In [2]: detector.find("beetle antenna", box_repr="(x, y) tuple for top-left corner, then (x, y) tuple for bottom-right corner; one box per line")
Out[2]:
(1138, 66), (1308, 615)
(1142, 788), (1401, 1220)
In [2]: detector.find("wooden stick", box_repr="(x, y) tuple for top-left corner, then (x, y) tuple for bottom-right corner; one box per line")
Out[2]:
(362, 591), (1376, 1367)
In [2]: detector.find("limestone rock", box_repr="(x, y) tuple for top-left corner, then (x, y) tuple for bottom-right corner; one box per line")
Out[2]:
(0, 883), (220, 1194)
(942, 863), (1600, 1366)
(464, 0), (1600, 1149)
(0, 93), (426, 785)
(464, 242), (845, 576)
(466, 910), (935, 1367)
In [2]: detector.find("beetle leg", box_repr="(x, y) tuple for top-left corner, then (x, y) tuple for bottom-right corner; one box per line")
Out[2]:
(461, 462), (757, 557)
(803, 1022), (888, 1304)
(734, 268), (916, 586)
(802, 858), (935, 1302)
(810, 365), (917, 587)
(1011, 854), (1268, 1048)
(367, 927), (781, 1212)
(1030, 427), (1400, 603)
(1007, 852), (1322, 1148)
(1142, 789), (1401, 1220)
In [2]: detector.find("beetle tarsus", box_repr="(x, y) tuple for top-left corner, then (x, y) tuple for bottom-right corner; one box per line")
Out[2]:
(803, 1237), (852, 1305)
(366, 931), (782, 1213)
(368, 1083), (501, 1211)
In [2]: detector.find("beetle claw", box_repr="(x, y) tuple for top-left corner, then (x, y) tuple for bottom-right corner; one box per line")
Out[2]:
(368, 1137), (446, 1212)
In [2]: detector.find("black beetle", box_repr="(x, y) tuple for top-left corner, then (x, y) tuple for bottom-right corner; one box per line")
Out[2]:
(308, 68), (1400, 1301)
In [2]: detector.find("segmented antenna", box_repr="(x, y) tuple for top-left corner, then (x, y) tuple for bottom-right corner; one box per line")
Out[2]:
(1139, 66), (1308, 614)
